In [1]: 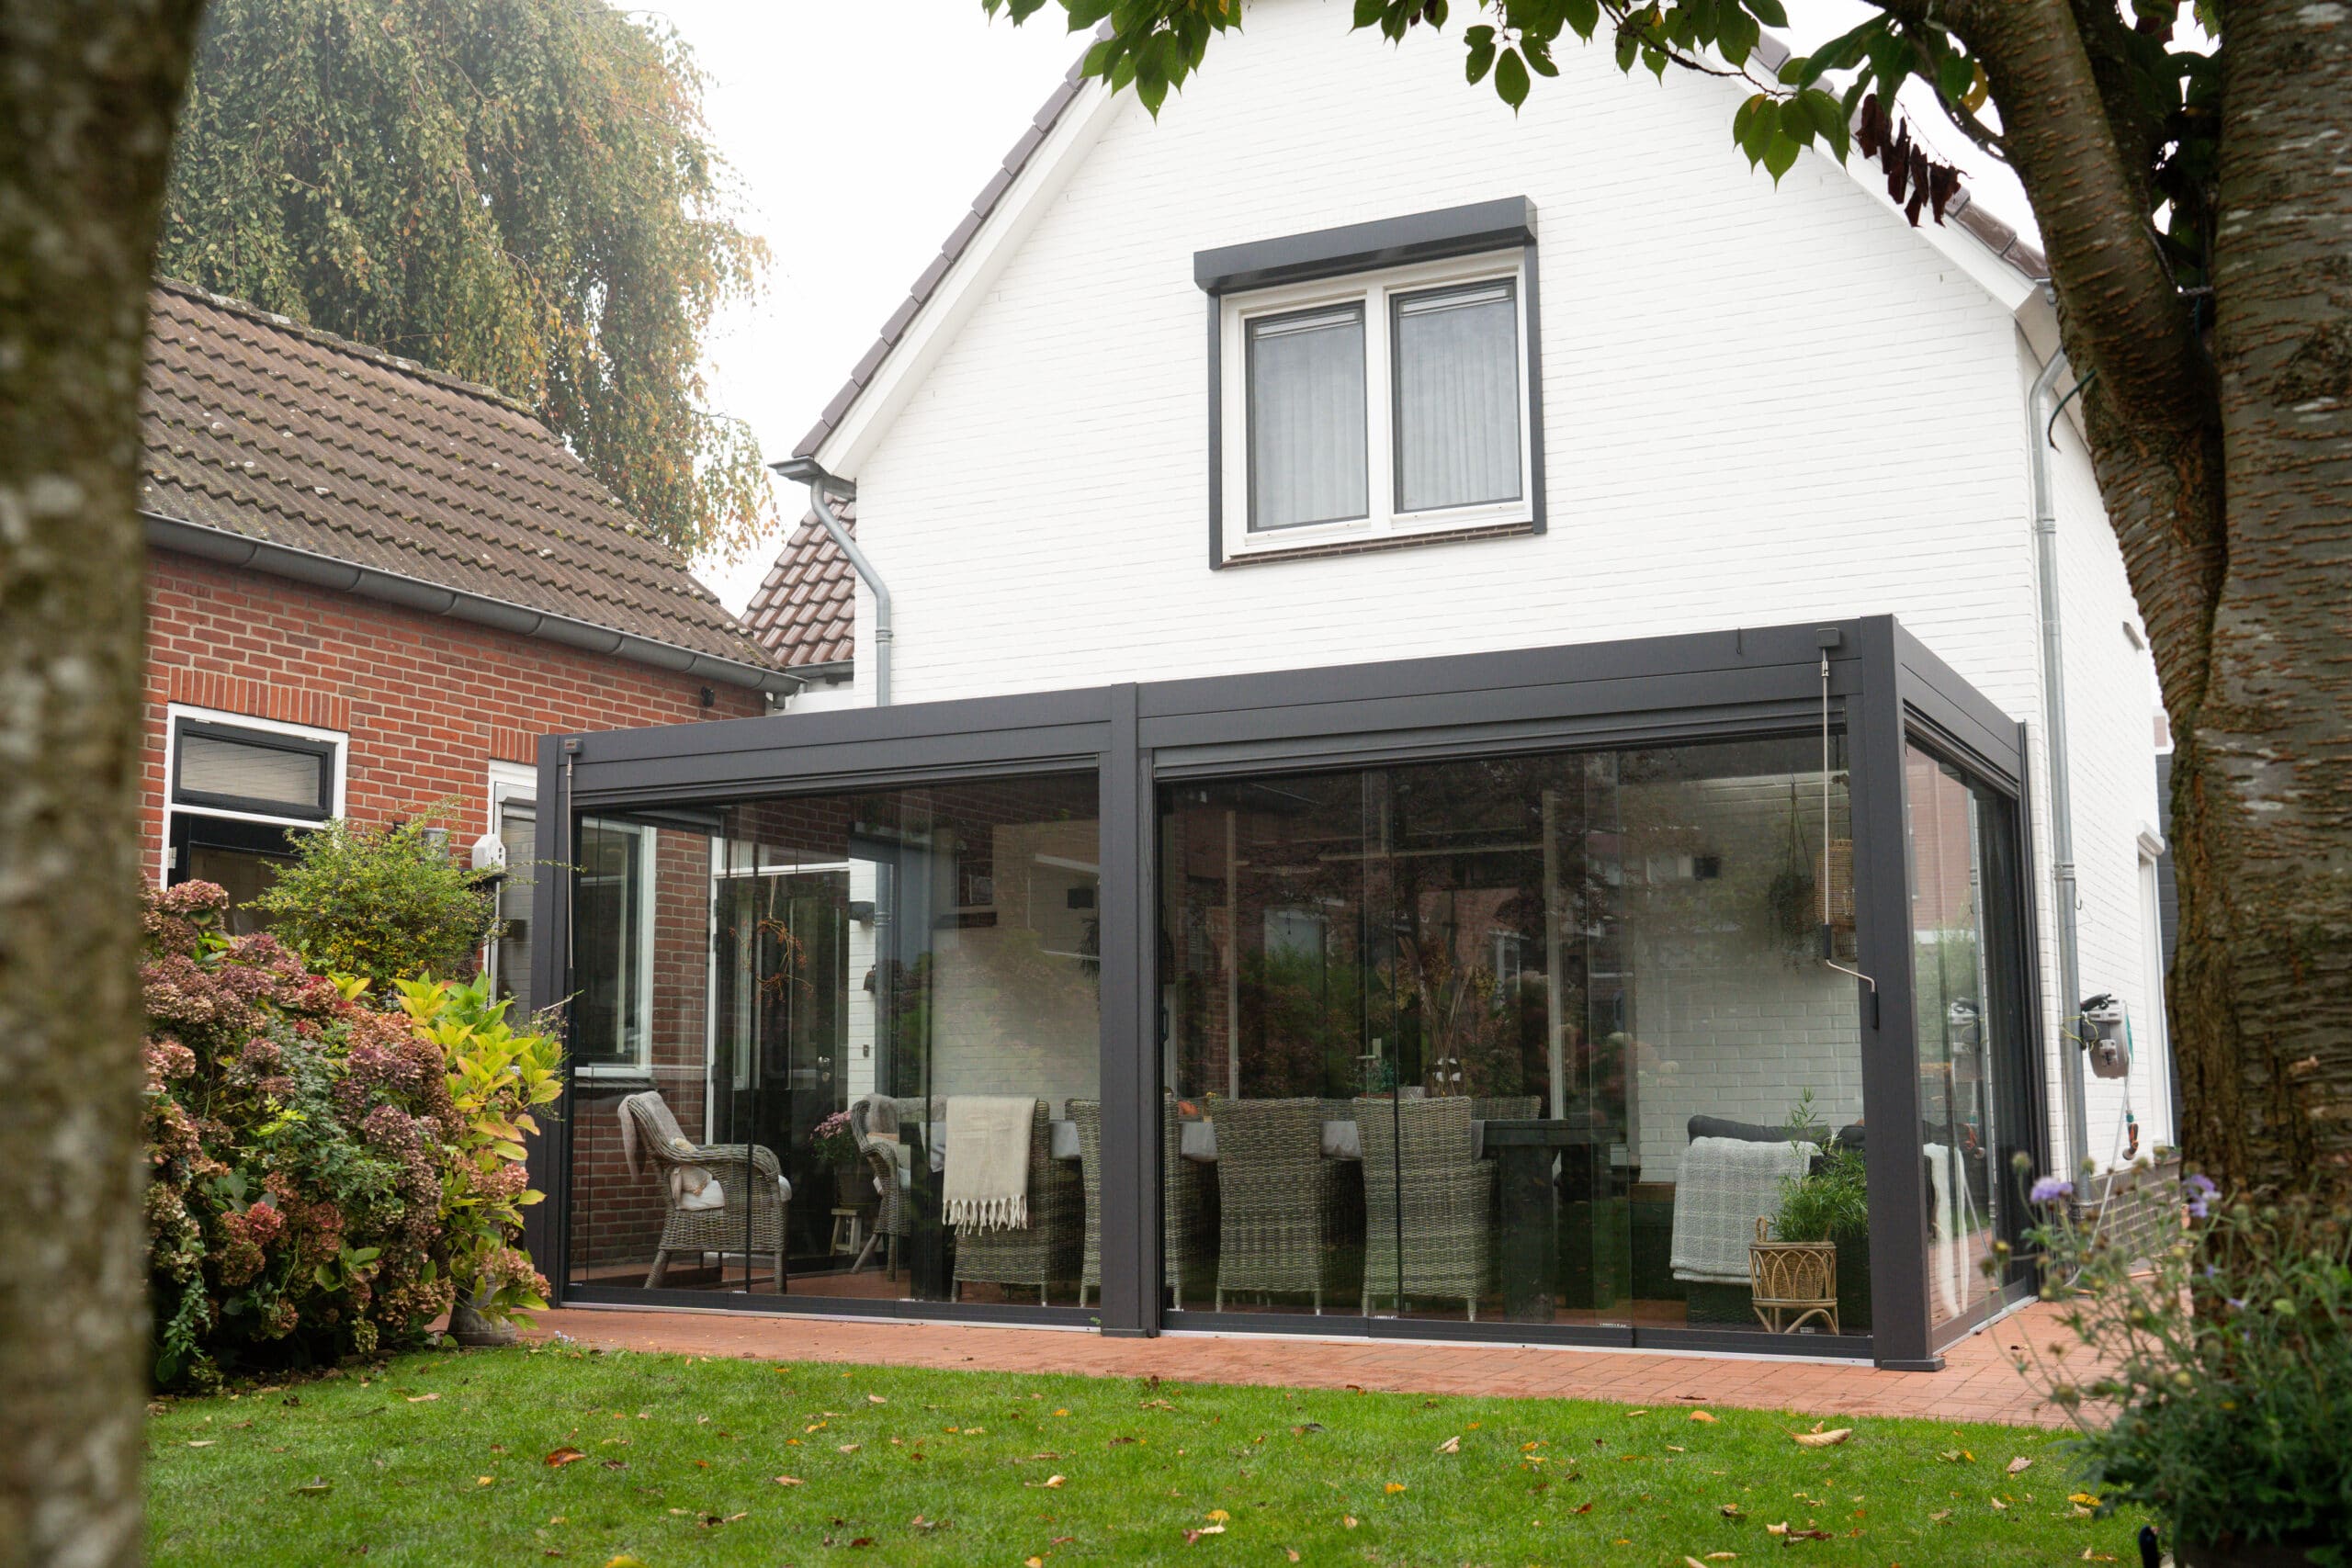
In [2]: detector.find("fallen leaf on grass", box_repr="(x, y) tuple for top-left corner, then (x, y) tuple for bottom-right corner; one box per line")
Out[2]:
(604, 1558), (648, 1568)
(1436, 1436), (1461, 1453)
(1384, 1483), (1407, 1495)
(1939, 1450), (1974, 1463)
(544, 1448), (586, 1468)
(407, 1393), (439, 1404)
(2006, 1456), (2033, 1475)
(1719, 1504), (1744, 1518)
(1628, 1408), (1649, 1416)
(1023, 1474), (1067, 1490)
(2068, 1492), (2101, 1506)
(1341, 1515), (1358, 1529)
(837, 1443), (862, 1453)
(1024, 1558), (1044, 1567)
(1285, 1551), (1301, 1562)
(866, 1394), (887, 1404)
(773, 1475), (803, 1486)
(1790, 1428), (1851, 1448)
(1182, 1524), (1226, 1542)
(290, 1479), (331, 1496)
(2081, 1552), (2117, 1562)
(1989, 1497), (2008, 1511)
(1928, 1509), (1951, 1522)
(1690, 1410), (1718, 1424)
(187, 1440), (214, 1449)
(696, 1513), (749, 1529)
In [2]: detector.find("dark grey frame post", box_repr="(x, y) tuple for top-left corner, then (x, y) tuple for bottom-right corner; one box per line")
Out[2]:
(1850, 618), (1937, 1371)
(521, 732), (574, 1278)
(1095, 684), (1159, 1335)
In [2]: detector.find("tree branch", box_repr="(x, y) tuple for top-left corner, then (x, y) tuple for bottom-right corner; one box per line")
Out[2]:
(1959, 0), (2213, 432)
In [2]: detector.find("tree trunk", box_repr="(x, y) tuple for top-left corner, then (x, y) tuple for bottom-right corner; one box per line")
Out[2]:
(0, 3), (205, 1562)
(2168, 0), (2352, 1198)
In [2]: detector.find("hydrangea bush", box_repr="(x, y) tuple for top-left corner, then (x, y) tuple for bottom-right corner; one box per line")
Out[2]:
(2010, 1158), (2351, 1562)
(142, 883), (562, 1388)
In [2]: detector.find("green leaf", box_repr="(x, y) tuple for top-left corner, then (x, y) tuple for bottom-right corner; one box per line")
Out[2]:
(1523, 34), (1558, 76)
(1562, 0), (1600, 39)
(1746, 0), (1789, 26)
(1495, 47), (1531, 107)
(1739, 96), (1779, 164)
(1936, 47), (1975, 102)
(1353, 0), (1386, 27)
(1644, 44), (1668, 80)
(1717, 7), (1758, 67)
(1762, 130), (1802, 184)
(1613, 30), (1639, 72)
(1465, 25), (1497, 82)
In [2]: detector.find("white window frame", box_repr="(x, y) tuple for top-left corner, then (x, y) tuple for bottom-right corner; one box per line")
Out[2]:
(573, 816), (656, 1077)
(481, 761), (536, 1001)
(1219, 246), (1534, 560)
(159, 703), (348, 884)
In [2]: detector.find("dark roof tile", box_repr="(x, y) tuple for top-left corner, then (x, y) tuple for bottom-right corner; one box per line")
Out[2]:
(141, 280), (775, 671)
(741, 501), (857, 669)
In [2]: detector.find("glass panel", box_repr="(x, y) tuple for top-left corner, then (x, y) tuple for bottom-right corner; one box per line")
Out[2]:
(1247, 305), (1368, 530)
(571, 818), (650, 1074)
(1906, 747), (2030, 1329)
(565, 774), (1100, 1308)
(492, 801), (536, 1018)
(184, 840), (295, 936)
(1158, 737), (1868, 1337)
(176, 729), (328, 814)
(1393, 280), (1521, 513)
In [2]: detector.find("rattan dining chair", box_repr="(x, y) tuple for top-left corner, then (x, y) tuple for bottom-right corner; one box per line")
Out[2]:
(1471, 1096), (1543, 1123)
(1357, 1095), (1495, 1319)
(1211, 1097), (1356, 1314)
(948, 1098), (1083, 1304)
(1068, 1096), (1216, 1309)
(617, 1091), (788, 1291)
(847, 1095), (911, 1278)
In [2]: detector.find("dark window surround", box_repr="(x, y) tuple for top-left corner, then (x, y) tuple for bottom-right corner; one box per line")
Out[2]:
(528, 616), (2037, 1372)
(165, 811), (308, 884)
(1201, 197), (1546, 569)
(170, 717), (337, 820)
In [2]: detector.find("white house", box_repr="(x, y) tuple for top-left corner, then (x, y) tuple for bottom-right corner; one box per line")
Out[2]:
(541, 0), (2175, 1371)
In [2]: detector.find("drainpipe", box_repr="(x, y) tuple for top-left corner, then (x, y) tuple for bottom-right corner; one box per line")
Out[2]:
(2029, 345), (2090, 1179)
(771, 457), (890, 706)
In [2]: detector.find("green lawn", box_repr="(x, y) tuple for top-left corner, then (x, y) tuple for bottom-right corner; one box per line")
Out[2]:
(146, 1344), (2138, 1565)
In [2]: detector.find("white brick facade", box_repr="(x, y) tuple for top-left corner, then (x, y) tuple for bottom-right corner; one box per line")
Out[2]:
(802, 0), (2166, 1177)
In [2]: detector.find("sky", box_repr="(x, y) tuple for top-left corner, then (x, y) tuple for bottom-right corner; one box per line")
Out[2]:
(653, 0), (2036, 613)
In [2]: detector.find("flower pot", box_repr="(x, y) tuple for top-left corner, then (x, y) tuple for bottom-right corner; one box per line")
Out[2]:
(1748, 1217), (1839, 1334)
(2177, 1537), (2328, 1567)
(447, 1292), (518, 1348)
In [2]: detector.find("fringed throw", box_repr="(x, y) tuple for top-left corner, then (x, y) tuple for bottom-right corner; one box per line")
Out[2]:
(942, 1095), (1035, 1233)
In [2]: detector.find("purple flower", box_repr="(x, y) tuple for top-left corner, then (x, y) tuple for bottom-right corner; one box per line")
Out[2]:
(2030, 1176), (2075, 1203)
(2185, 1172), (2217, 1220)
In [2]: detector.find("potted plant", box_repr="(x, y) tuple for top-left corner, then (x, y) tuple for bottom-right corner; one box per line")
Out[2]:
(809, 1109), (865, 1209)
(1772, 1136), (1872, 1333)
(2012, 1165), (2349, 1565)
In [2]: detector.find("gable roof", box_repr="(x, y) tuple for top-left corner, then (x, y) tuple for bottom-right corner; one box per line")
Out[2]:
(742, 501), (856, 671)
(791, 30), (2045, 472)
(140, 279), (793, 693)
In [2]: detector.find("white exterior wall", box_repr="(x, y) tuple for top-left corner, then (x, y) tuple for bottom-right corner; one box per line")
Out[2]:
(809, 0), (2165, 1183)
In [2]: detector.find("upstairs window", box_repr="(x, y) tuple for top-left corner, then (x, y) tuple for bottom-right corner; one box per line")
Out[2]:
(1223, 251), (1533, 554)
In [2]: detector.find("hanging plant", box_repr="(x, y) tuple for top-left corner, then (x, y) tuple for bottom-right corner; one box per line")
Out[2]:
(1765, 781), (1819, 964)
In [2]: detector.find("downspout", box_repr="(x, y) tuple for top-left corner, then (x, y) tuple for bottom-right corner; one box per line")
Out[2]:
(771, 457), (891, 706)
(2029, 345), (2091, 1178)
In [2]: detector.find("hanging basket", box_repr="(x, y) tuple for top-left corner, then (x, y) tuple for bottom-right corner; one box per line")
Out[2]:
(1749, 1217), (1840, 1334)
(1824, 838), (1856, 931)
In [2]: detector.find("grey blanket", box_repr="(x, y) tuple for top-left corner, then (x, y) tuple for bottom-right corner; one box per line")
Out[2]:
(1669, 1134), (1814, 1284)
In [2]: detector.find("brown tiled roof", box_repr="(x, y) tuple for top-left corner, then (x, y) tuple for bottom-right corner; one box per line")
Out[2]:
(140, 279), (777, 671)
(742, 501), (856, 669)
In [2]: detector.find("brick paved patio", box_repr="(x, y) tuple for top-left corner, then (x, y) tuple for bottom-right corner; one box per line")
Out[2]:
(529, 1302), (2079, 1428)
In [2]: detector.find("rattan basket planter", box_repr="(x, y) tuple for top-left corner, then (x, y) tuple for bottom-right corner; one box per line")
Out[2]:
(1748, 1217), (1840, 1334)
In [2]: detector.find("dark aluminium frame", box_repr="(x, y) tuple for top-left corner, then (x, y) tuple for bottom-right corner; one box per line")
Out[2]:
(523, 615), (2045, 1371)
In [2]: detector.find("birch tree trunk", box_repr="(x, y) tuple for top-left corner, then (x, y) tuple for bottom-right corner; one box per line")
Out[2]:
(0, 2), (205, 1562)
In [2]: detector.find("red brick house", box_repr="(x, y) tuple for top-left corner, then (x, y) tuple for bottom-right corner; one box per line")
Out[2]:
(136, 279), (797, 1020)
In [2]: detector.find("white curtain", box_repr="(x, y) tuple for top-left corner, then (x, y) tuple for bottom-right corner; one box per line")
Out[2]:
(1394, 283), (1520, 513)
(1248, 306), (1367, 529)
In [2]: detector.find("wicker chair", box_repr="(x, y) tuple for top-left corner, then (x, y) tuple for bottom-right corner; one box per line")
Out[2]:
(616, 1091), (789, 1291)
(1357, 1096), (1495, 1318)
(847, 1095), (913, 1278)
(1471, 1096), (1543, 1123)
(1069, 1096), (1216, 1309)
(948, 1098), (1083, 1304)
(1211, 1097), (1357, 1314)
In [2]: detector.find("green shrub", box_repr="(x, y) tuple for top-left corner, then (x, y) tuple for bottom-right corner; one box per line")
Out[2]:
(248, 809), (499, 986)
(142, 882), (455, 1388)
(2014, 1165), (2352, 1562)
(394, 973), (563, 1321)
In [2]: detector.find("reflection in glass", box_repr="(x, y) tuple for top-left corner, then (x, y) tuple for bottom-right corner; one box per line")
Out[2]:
(1159, 737), (1869, 1335)
(1906, 748), (2030, 1328)
(565, 775), (1100, 1307)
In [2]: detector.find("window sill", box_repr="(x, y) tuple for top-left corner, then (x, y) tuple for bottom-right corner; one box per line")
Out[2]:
(1218, 518), (1536, 569)
(570, 1067), (656, 1091)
